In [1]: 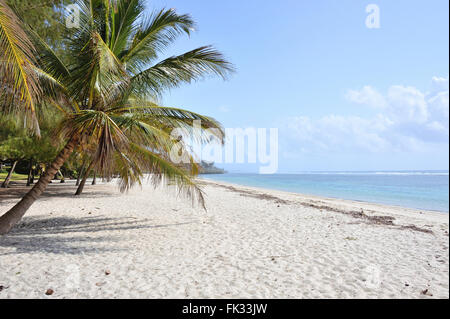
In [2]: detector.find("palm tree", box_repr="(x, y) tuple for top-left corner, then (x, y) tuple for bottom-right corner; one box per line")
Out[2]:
(0, 0), (233, 235)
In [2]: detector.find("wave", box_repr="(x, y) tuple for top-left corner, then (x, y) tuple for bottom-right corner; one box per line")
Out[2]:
(373, 172), (449, 176)
(293, 171), (449, 176)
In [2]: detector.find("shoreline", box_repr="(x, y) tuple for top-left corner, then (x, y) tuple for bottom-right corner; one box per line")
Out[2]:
(199, 178), (449, 224)
(200, 174), (449, 215)
(0, 179), (449, 298)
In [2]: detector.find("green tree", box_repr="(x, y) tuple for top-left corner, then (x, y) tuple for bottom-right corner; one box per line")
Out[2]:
(6, 0), (68, 48)
(0, 111), (63, 187)
(0, 117), (26, 187)
(0, 0), (233, 234)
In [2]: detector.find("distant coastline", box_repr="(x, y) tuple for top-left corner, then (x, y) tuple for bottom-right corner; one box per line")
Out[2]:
(198, 161), (226, 175)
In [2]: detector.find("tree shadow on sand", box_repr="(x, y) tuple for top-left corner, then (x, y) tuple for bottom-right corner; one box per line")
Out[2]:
(0, 182), (115, 203)
(0, 215), (196, 256)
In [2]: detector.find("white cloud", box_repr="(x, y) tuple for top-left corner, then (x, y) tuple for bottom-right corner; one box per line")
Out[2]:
(283, 76), (449, 155)
(386, 85), (428, 123)
(346, 86), (387, 109)
(428, 90), (449, 121)
(431, 76), (449, 94)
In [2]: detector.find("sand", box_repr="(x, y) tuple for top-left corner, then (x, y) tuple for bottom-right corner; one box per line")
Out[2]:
(0, 178), (448, 299)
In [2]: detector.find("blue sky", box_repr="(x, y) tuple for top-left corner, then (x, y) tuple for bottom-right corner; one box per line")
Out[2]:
(145, 0), (449, 173)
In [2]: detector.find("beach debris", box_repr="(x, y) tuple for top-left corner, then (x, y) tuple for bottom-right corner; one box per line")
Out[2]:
(306, 203), (434, 235)
(45, 289), (54, 296)
(105, 270), (111, 276)
(405, 283), (410, 287)
(96, 282), (105, 287)
(0, 285), (9, 292)
(212, 183), (292, 204)
(421, 289), (433, 296)
(399, 225), (433, 234)
(344, 237), (358, 241)
(265, 254), (295, 261)
(209, 180), (434, 235)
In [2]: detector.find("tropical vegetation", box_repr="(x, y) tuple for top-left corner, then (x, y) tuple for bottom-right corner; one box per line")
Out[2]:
(0, 0), (233, 234)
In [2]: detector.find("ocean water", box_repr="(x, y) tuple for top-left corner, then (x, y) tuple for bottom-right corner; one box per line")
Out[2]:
(202, 171), (449, 213)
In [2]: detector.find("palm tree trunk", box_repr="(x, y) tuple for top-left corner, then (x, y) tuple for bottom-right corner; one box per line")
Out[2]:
(91, 173), (97, 185)
(1, 160), (18, 188)
(26, 159), (34, 186)
(58, 170), (65, 183)
(75, 160), (95, 196)
(0, 136), (79, 235)
(76, 160), (87, 186)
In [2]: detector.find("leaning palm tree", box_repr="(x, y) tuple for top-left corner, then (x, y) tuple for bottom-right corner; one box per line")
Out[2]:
(0, 0), (233, 235)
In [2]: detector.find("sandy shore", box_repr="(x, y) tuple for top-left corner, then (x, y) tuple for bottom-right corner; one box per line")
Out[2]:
(0, 178), (448, 299)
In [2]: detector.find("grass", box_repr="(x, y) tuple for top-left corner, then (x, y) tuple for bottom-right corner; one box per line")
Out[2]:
(0, 172), (28, 181)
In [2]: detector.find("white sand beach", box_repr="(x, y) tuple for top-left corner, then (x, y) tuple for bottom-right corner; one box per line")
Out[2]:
(0, 179), (448, 299)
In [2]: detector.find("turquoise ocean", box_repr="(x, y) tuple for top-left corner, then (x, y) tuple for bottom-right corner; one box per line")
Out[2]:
(202, 171), (449, 213)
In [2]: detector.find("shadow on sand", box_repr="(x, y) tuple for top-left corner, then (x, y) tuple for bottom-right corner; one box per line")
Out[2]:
(0, 215), (196, 256)
(0, 181), (115, 203)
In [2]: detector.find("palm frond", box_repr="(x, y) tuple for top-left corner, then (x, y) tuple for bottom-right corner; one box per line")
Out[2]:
(27, 26), (70, 83)
(67, 31), (128, 109)
(59, 110), (128, 172)
(123, 143), (206, 210)
(130, 46), (234, 97)
(113, 101), (225, 144)
(120, 8), (195, 72)
(109, 0), (144, 56)
(110, 113), (175, 152)
(0, 0), (41, 134)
